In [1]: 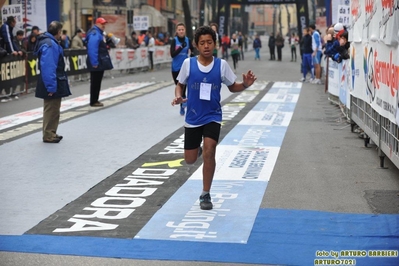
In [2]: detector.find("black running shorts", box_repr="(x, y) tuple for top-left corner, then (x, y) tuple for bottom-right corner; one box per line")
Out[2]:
(184, 122), (221, 150)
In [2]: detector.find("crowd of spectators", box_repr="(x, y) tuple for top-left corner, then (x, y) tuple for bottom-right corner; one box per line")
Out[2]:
(0, 16), (43, 57)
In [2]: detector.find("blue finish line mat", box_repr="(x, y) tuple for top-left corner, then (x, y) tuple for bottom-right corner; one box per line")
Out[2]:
(1, 209), (398, 265)
(1, 82), (398, 265)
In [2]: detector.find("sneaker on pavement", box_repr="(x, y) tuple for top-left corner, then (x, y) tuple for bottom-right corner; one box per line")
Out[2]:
(311, 79), (322, 84)
(300, 77), (305, 82)
(199, 193), (213, 210)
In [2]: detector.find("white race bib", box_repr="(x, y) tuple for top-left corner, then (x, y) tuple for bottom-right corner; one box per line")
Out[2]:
(200, 83), (212, 101)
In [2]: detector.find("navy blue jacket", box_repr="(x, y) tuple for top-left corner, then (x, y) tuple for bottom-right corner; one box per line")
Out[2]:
(253, 38), (262, 49)
(0, 22), (20, 53)
(34, 32), (71, 99)
(86, 26), (113, 71)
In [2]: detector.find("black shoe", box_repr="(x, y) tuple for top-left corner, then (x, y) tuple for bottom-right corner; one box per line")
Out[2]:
(90, 102), (104, 107)
(43, 138), (61, 143)
(56, 135), (63, 140)
(199, 193), (213, 210)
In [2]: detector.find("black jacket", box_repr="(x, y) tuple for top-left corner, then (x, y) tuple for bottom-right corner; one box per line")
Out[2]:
(268, 36), (275, 47)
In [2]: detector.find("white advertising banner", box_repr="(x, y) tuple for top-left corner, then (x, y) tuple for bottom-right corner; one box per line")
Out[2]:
(379, 0), (399, 46)
(328, 58), (340, 97)
(351, 41), (398, 124)
(109, 45), (171, 70)
(349, 0), (364, 43)
(10, 0), (47, 34)
(339, 60), (351, 109)
(332, 0), (350, 25)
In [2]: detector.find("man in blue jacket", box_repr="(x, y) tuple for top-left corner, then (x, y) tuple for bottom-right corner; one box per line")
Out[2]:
(86, 17), (113, 107)
(0, 16), (23, 56)
(35, 21), (71, 143)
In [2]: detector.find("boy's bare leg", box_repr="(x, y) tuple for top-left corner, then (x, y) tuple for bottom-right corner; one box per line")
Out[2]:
(202, 137), (217, 192)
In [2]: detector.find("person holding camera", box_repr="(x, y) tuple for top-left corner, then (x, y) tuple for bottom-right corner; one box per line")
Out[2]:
(170, 22), (194, 116)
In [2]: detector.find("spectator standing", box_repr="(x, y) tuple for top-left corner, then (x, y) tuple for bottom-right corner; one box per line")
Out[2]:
(300, 27), (315, 82)
(309, 24), (322, 84)
(210, 23), (220, 58)
(147, 32), (155, 71)
(221, 33), (230, 60)
(243, 34), (248, 52)
(71, 29), (85, 49)
(31, 26), (40, 35)
(126, 31), (139, 49)
(230, 33), (240, 72)
(170, 22), (194, 116)
(171, 26), (256, 210)
(0, 16), (22, 56)
(155, 33), (164, 46)
(86, 17), (114, 107)
(268, 32), (276, 60)
(60, 30), (71, 49)
(14, 30), (26, 53)
(290, 32), (299, 62)
(275, 32), (284, 61)
(253, 34), (262, 60)
(238, 31), (244, 60)
(26, 34), (37, 52)
(34, 21), (71, 143)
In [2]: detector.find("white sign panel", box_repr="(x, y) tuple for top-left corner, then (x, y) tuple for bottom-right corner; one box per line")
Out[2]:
(10, 0), (47, 34)
(133, 15), (149, 31)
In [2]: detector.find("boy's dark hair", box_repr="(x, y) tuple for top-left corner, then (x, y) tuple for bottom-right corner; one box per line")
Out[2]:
(340, 31), (348, 41)
(47, 21), (63, 36)
(32, 26), (39, 31)
(176, 22), (185, 28)
(309, 24), (316, 30)
(194, 26), (216, 45)
(6, 16), (15, 24)
(62, 30), (67, 34)
(16, 30), (24, 36)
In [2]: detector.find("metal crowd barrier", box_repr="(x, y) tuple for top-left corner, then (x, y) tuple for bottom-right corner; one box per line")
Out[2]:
(350, 95), (399, 169)
(326, 55), (398, 170)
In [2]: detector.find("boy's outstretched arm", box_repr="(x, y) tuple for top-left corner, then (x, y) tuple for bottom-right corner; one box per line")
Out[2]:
(171, 82), (187, 106)
(228, 70), (257, 92)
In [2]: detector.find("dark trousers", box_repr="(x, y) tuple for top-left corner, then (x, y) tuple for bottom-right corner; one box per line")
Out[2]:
(277, 46), (282, 61)
(231, 53), (239, 70)
(222, 47), (229, 60)
(269, 46), (275, 60)
(43, 98), (61, 140)
(90, 70), (104, 105)
(291, 47), (297, 61)
(172, 71), (186, 98)
(148, 51), (154, 70)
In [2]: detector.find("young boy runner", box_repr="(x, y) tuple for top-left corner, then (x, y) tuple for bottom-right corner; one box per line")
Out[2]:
(171, 26), (257, 210)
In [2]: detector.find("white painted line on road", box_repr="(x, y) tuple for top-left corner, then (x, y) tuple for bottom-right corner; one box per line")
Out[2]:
(0, 82), (155, 131)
